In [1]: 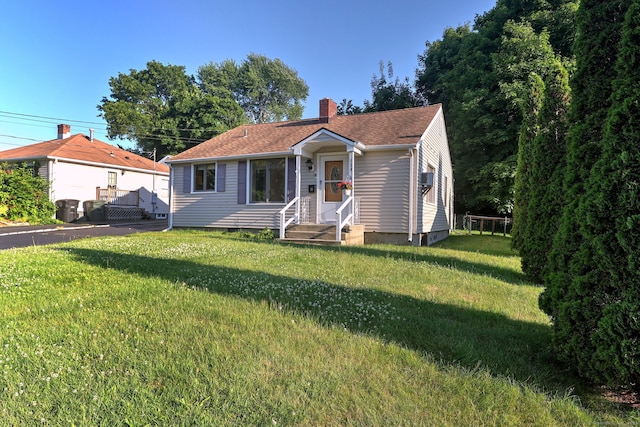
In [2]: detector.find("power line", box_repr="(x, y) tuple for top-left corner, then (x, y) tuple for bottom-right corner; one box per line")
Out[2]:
(0, 109), (226, 150)
(0, 110), (105, 126)
(0, 109), (232, 133)
(0, 118), (99, 131)
(0, 134), (41, 141)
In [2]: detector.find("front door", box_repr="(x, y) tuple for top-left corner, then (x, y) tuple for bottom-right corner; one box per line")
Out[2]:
(319, 155), (348, 223)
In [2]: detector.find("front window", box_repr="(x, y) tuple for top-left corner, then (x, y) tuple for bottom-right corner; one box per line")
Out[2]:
(194, 163), (216, 191)
(251, 158), (285, 203)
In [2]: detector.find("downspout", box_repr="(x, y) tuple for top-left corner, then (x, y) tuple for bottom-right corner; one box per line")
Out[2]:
(408, 148), (415, 242)
(47, 159), (54, 201)
(163, 165), (174, 232)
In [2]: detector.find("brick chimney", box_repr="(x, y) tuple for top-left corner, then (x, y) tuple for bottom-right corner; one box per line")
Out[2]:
(319, 98), (337, 123)
(57, 124), (71, 139)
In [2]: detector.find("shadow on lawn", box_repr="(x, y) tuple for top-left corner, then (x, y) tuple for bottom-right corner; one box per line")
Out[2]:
(279, 242), (530, 287)
(60, 245), (581, 397)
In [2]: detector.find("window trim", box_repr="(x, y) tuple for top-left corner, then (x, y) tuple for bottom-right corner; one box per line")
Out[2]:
(425, 164), (436, 205)
(107, 170), (118, 189)
(247, 157), (288, 205)
(192, 162), (217, 192)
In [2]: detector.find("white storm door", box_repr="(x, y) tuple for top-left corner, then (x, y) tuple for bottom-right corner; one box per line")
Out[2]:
(319, 155), (348, 223)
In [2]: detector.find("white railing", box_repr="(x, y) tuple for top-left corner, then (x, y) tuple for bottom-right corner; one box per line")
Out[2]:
(279, 197), (299, 239)
(278, 197), (311, 239)
(335, 196), (354, 241)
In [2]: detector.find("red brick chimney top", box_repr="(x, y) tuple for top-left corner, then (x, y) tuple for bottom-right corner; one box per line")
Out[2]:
(319, 98), (337, 123)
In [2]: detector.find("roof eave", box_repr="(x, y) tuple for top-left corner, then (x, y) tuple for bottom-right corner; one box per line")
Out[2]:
(167, 151), (294, 164)
(0, 155), (49, 163)
(50, 156), (169, 175)
(361, 143), (419, 152)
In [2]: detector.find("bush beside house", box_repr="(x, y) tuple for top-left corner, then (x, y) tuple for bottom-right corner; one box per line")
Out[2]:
(0, 163), (56, 224)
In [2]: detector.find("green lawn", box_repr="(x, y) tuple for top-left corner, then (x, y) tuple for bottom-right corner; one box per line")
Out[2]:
(0, 230), (637, 425)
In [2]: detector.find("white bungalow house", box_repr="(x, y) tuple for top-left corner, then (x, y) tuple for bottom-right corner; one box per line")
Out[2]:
(0, 124), (170, 221)
(166, 99), (454, 245)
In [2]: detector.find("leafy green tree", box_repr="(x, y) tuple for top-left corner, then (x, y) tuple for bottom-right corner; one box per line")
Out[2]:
(415, 0), (577, 214)
(364, 61), (422, 112)
(474, 157), (517, 215)
(337, 99), (363, 116)
(199, 54), (309, 124)
(0, 163), (55, 224)
(539, 0), (630, 384)
(519, 60), (570, 282)
(494, 22), (563, 112)
(99, 61), (246, 157)
(511, 73), (544, 250)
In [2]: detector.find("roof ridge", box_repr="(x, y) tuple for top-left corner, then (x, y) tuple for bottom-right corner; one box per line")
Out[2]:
(238, 103), (440, 128)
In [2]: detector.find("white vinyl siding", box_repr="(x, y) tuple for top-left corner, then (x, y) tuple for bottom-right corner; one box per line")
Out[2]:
(354, 150), (411, 233)
(173, 161), (283, 229)
(300, 165), (317, 222)
(418, 109), (454, 234)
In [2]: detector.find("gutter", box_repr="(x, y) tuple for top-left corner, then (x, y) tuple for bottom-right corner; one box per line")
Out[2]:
(167, 151), (292, 165)
(359, 143), (418, 152)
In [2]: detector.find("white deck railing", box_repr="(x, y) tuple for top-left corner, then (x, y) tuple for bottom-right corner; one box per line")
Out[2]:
(96, 187), (139, 207)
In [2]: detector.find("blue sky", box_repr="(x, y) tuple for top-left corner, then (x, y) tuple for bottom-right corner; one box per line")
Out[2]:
(0, 0), (495, 151)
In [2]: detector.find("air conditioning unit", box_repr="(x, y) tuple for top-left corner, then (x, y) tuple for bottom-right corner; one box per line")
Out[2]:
(421, 172), (434, 188)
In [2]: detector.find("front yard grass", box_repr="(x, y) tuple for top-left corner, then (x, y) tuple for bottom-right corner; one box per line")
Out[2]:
(0, 230), (637, 425)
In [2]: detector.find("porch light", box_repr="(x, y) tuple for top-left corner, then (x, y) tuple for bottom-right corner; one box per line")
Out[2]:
(306, 158), (314, 171)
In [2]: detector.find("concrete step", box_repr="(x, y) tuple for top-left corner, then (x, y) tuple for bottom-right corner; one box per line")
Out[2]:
(280, 238), (344, 246)
(282, 224), (365, 246)
(287, 224), (336, 233)
(285, 230), (339, 240)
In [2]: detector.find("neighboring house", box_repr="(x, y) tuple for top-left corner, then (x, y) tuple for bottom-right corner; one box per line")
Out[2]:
(0, 124), (170, 220)
(166, 99), (454, 245)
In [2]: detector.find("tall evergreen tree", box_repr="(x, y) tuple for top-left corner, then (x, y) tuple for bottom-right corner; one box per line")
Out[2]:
(519, 61), (570, 282)
(539, 0), (630, 383)
(579, 0), (640, 386)
(511, 73), (544, 251)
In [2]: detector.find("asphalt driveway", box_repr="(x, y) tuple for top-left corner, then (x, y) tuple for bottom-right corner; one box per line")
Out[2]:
(0, 220), (169, 250)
